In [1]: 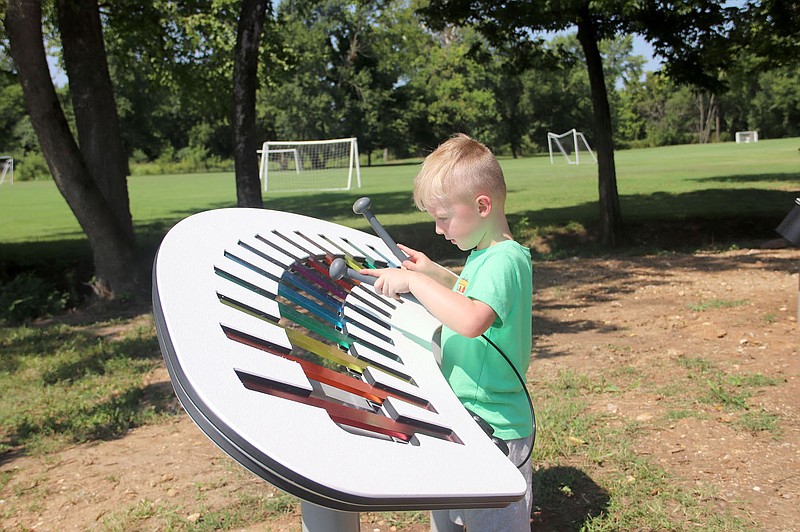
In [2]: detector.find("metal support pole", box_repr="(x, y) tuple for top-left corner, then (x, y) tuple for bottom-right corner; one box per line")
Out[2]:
(301, 501), (361, 532)
(430, 510), (464, 532)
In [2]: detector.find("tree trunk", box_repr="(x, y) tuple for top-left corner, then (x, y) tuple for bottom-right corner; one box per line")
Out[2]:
(5, 0), (141, 300)
(57, 0), (132, 231)
(233, 0), (269, 208)
(696, 92), (717, 144)
(577, 8), (622, 247)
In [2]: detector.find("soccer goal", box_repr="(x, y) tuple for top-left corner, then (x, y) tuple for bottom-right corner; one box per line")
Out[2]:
(0, 156), (13, 186)
(547, 129), (597, 165)
(735, 131), (759, 143)
(257, 137), (361, 193)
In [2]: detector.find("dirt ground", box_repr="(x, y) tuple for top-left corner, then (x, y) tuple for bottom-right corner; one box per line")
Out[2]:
(1, 247), (798, 531)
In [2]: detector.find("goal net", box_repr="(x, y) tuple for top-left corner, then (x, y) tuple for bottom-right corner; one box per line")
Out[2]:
(735, 131), (759, 143)
(547, 129), (597, 165)
(0, 156), (13, 186)
(257, 137), (361, 193)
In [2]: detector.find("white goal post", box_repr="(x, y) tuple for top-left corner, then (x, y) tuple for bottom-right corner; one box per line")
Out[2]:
(735, 131), (759, 143)
(547, 129), (597, 165)
(0, 156), (13, 186)
(257, 137), (361, 193)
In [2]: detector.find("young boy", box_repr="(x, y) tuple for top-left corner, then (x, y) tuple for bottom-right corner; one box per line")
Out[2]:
(360, 134), (534, 531)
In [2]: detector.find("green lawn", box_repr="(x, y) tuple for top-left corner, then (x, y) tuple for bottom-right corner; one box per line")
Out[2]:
(1, 138), (798, 262)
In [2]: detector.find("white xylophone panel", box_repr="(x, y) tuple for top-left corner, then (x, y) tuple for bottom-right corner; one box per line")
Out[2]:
(153, 208), (525, 512)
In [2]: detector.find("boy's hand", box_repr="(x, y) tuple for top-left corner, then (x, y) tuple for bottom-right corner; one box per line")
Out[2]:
(398, 243), (459, 289)
(397, 244), (436, 275)
(358, 267), (412, 299)
(358, 243), (458, 298)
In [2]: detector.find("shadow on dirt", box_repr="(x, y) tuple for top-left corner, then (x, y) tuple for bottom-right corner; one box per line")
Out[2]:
(531, 465), (610, 531)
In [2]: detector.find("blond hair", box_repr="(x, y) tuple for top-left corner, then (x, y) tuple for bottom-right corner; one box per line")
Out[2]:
(413, 134), (506, 212)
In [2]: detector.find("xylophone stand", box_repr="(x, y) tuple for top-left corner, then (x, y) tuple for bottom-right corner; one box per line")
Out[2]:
(430, 510), (464, 532)
(776, 198), (800, 323)
(300, 504), (467, 532)
(300, 501), (360, 532)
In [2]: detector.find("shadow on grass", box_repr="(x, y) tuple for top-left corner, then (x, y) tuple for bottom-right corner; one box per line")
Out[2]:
(510, 187), (798, 258)
(531, 465), (610, 531)
(266, 190), (417, 219)
(2, 186), (798, 303)
(693, 171), (800, 184)
(137, 190), (416, 232)
(39, 334), (159, 385)
(0, 375), (179, 467)
(0, 323), (180, 465)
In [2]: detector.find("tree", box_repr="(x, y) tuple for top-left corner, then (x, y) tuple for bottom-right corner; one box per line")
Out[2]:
(419, 0), (735, 246)
(233, 0), (270, 208)
(4, 0), (141, 300)
(405, 26), (501, 146)
(735, 0), (800, 68)
(5, 0), (276, 303)
(419, 1), (625, 245)
(262, 0), (430, 162)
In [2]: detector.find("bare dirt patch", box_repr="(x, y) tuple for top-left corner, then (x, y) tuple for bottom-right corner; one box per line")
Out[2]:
(1, 248), (798, 531)
(531, 247), (799, 531)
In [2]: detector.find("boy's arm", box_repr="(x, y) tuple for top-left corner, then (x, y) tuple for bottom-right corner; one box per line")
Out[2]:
(359, 268), (496, 338)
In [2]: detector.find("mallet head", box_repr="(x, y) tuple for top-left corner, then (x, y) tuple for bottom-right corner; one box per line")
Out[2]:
(353, 197), (372, 215)
(329, 258), (347, 281)
(328, 257), (376, 286)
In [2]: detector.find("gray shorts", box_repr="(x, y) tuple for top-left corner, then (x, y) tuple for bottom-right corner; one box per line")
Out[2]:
(431, 434), (534, 531)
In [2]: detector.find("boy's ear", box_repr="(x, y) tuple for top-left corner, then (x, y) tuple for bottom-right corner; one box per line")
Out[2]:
(476, 194), (492, 216)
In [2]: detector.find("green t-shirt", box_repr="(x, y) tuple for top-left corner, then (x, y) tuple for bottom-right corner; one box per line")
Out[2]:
(440, 240), (534, 441)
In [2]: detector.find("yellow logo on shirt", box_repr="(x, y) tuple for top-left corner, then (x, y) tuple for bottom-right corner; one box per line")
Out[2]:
(456, 278), (468, 294)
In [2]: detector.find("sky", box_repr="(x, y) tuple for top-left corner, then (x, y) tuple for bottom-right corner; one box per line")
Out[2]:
(47, 54), (67, 88)
(633, 36), (660, 72)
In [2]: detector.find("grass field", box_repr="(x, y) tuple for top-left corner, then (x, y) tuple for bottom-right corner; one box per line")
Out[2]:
(1, 138), (798, 271)
(2, 138), (798, 237)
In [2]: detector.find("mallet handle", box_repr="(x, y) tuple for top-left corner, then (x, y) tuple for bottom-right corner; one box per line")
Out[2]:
(353, 197), (409, 263)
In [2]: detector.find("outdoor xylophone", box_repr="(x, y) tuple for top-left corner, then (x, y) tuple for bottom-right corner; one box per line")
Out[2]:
(152, 207), (526, 528)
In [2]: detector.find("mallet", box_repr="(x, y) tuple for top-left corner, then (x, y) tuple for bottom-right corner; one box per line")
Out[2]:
(329, 257), (376, 285)
(353, 197), (409, 263)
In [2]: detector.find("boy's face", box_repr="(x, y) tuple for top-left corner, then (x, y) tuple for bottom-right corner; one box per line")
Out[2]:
(427, 197), (488, 251)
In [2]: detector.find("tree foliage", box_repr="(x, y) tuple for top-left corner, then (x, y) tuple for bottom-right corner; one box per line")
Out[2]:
(260, 0), (426, 162)
(103, 0), (242, 159)
(735, 0), (800, 68)
(3, 0), (798, 170)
